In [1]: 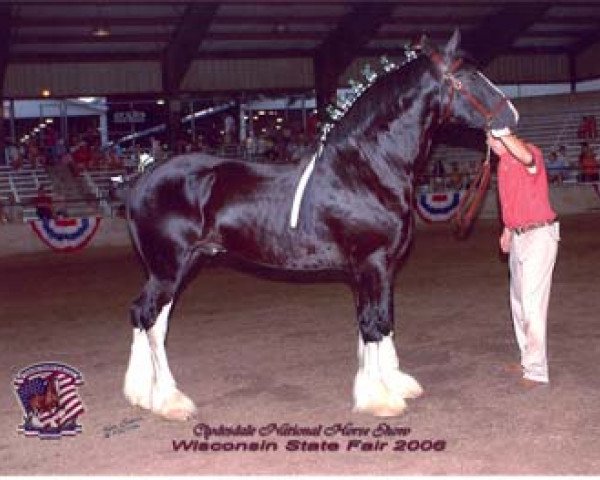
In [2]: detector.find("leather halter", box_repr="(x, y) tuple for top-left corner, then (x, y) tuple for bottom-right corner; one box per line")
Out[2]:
(430, 52), (508, 127)
(428, 51), (500, 237)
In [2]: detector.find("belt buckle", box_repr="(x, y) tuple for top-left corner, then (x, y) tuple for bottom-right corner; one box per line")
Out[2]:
(514, 219), (555, 235)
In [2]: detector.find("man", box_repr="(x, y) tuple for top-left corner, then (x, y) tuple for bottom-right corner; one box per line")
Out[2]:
(487, 128), (560, 387)
(545, 151), (567, 184)
(34, 185), (54, 221)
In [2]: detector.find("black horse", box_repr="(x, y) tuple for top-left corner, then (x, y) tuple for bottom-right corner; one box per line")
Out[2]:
(122, 30), (518, 420)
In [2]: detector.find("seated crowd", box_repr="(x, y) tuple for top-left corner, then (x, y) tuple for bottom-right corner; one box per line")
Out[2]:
(545, 142), (599, 184)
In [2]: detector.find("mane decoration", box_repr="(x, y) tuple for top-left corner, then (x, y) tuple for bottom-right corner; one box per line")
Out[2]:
(319, 46), (420, 144)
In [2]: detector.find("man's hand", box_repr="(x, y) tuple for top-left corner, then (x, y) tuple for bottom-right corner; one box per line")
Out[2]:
(490, 127), (512, 138)
(499, 227), (512, 254)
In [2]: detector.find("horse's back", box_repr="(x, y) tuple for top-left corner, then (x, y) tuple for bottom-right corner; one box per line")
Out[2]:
(126, 153), (317, 271)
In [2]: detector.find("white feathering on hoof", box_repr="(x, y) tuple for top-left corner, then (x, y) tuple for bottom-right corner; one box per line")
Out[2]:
(124, 301), (197, 421)
(147, 301), (197, 420)
(123, 328), (153, 410)
(353, 333), (423, 417)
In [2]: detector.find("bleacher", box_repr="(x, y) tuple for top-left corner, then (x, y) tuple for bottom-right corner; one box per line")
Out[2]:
(81, 167), (128, 217)
(0, 164), (54, 221)
(429, 91), (600, 182)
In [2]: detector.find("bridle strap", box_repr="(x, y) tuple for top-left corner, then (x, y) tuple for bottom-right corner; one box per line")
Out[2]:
(431, 52), (508, 125)
(429, 51), (504, 236)
(452, 144), (491, 238)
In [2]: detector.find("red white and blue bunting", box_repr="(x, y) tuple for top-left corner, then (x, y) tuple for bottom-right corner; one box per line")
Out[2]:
(415, 190), (466, 223)
(29, 217), (102, 253)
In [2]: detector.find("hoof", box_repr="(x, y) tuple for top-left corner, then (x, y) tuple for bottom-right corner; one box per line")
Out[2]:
(124, 390), (152, 411)
(354, 372), (410, 418)
(123, 377), (152, 411)
(383, 371), (424, 400)
(354, 398), (407, 417)
(154, 390), (197, 421)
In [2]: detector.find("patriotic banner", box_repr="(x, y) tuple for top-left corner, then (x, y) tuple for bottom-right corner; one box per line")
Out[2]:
(29, 216), (101, 253)
(13, 362), (85, 439)
(416, 190), (466, 223)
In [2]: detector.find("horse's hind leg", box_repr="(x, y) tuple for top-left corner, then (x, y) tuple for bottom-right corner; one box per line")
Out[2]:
(124, 276), (196, 421)
(351, 257), (423, 417)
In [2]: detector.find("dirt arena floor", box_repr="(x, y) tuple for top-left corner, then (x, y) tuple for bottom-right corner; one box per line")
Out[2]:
(1, 214), (600, 475)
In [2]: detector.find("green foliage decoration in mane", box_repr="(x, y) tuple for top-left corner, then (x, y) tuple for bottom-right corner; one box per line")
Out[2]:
(319, 47), (420, 144)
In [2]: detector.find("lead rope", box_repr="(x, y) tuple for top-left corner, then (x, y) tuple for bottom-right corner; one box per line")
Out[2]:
(452, 141), (491, 239)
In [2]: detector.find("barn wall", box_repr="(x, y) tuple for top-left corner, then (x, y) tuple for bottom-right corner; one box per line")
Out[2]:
(577, 41), (600, 80)
(2, 185), (599, 258)
(483, 54), (570, 84)
(181, 58), (314, 92)
(4, 62), (162, 98)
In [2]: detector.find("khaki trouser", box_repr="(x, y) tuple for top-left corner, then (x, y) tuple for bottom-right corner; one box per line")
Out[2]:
(509, 222), (560, 383)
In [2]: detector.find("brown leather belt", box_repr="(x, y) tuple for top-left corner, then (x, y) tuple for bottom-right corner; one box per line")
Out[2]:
(512, 219), (557, 235)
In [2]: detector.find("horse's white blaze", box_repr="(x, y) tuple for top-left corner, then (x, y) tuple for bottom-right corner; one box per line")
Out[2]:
(124, 301), (196, 420)
(354, 334), (423, 416)
(123, 327), (153, 409)
(477, 71), (520, 123)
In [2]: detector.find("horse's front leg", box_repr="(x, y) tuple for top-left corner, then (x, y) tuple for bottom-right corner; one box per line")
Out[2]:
(124, 277), (197, 421)
(351, 257), (423, 417)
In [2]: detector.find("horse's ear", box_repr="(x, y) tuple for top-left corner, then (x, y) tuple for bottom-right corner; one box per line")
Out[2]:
(444, 28), (461, 57)
(418, 33), (435, 56)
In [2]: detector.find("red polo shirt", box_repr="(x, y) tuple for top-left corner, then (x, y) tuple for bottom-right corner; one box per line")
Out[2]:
(497, 143), (556, 229)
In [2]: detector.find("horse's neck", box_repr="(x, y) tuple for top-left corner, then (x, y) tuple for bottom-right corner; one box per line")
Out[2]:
(324, 82), (439, 180)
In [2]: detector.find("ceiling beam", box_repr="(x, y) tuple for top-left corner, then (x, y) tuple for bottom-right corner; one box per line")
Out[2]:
(0, 5), (11, 72)
(162, 2), (219, 94)
(313, 2), (396, 115)
(461, 2), (553, 67)
(12, 16), (178, 27)
(568, 22), (600, 55)
(13, 33), (172, 44)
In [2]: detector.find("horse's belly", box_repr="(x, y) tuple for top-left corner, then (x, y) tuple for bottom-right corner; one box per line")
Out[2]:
(221, 225), (343, 272)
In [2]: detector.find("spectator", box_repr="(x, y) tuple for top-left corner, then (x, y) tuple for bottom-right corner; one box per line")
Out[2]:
(448, 162), (465, 190)
(33, 185), (53, 221)
(150, 136), (165, 162)
(0, 196), (6, 223)
(43, 126), (58, 166)
(4, 192), (23, 223)
(430, 158), (446, 191)
(545, 151), (568, 184)
(29, 141), (47, 168)
(71, 138), (91, 175)
(55, 138), (68, 165)
(223, 114), (236, 145)
(578, 142), (599, 182)
(555, 145), (574, 182)
(106, 147), (123, 169)
(5, 141), (21, 169)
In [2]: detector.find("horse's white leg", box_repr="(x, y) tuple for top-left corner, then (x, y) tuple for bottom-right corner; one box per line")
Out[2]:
(353, 333), (423, 417)
(146, 300), (197, 421)
(123, 327), (153, 410)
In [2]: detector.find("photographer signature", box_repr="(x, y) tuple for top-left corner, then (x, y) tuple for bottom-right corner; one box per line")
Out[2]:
(102, 417), (143, 439)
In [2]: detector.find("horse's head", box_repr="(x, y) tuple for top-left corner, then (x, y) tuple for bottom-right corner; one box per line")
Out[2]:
(422, 29), (519, 132)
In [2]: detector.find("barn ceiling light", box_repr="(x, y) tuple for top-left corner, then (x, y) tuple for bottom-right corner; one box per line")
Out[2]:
(91, 5), (110, 38)
(91, 25), (111, 37)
